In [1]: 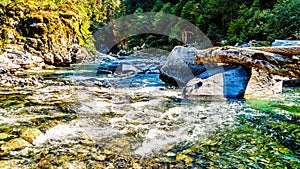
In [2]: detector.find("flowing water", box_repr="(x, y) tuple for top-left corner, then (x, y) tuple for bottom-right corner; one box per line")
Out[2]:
(0, 53), (299, 168)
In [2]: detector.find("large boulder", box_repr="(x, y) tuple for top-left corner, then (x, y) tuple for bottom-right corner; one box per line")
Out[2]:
(159, 46), (214, 86)
(244, 69), (282, 98)
(183, 66), (251, 99)
(183, 66), (282, 99)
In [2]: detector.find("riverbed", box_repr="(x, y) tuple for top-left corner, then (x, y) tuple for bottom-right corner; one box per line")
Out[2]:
(0, 52), (299, 168)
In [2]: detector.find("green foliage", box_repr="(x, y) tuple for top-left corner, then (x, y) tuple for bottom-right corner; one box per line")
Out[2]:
(0, 0), (122, 54)
(160, 2), (172, 14)
(227, 0), (272, 43)
(121, 0), (299, 47)
(180, 0), (198, 23)
(266, 0), (300, 41)
(150, 0), (164, 12)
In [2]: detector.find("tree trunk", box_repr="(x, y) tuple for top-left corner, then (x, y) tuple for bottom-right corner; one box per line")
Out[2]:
(195, 46), (300, 78)
(248, 46), (300, 55)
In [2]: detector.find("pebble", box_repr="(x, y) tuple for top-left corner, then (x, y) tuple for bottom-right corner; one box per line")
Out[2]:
(0, 73), (42, 87)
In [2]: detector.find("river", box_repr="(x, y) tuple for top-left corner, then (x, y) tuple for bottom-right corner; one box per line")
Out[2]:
(0, 52), (299, 168)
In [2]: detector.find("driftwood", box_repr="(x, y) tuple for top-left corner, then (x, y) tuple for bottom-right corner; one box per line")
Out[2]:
(195, 46), (300, 78)
(248, 46), (300, 55)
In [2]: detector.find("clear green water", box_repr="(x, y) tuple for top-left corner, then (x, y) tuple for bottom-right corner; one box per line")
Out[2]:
(0, 66), (299, 169)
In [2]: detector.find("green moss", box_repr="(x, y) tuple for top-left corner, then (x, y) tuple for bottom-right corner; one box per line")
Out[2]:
(0, 0), (111, 55)
(247, 97), (300, 116)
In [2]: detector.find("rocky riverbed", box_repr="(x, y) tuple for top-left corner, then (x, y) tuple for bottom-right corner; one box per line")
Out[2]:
(0, 51), (299, 168)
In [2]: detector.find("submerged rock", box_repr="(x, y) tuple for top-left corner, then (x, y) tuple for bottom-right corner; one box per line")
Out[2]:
(0, 133), (10, 140)
(0, 74), (43, 87)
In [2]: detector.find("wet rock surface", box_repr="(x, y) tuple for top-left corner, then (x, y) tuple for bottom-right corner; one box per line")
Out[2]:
(183, 66), (252, 99)
(159, 46), (210, 86)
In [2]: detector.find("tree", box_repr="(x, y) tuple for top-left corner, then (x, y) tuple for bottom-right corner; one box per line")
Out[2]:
(267, 0), (300, 40)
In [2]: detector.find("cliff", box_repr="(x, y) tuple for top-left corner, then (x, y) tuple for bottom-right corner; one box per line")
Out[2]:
(0, 0), (97, 73)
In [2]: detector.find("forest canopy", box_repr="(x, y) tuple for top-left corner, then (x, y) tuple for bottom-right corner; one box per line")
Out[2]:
(117, 0), (300, 48)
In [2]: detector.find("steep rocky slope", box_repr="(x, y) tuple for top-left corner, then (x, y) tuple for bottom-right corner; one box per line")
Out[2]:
(0, 0), (96, 73)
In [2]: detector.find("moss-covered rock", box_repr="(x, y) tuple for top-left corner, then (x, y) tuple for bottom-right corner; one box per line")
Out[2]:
(0, 0), (98, 67)
(1, 138), (31, 151)
(0, 0), (122, 71)
(20, 128), (43, 143)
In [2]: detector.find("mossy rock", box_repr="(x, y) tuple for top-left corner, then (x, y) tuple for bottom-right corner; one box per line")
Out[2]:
(0, 0), (99, 63)
(1, 138), (31, 152)
(0, 133), (11, 140)
(20, 128), (43, 143)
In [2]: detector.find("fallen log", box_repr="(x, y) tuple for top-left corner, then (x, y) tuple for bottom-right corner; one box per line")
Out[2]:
(195, 46), (300, 78)
(248, 46), (300, 55)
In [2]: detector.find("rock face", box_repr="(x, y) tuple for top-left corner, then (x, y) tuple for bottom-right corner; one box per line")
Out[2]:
(0, 49), (45, 73)
(0, 0), (91, 69)
(244, 69), (283, 98)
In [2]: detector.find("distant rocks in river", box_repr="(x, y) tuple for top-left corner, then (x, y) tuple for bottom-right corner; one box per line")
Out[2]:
(96, 52), (166, 77)
(272, 40), (300, 46)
